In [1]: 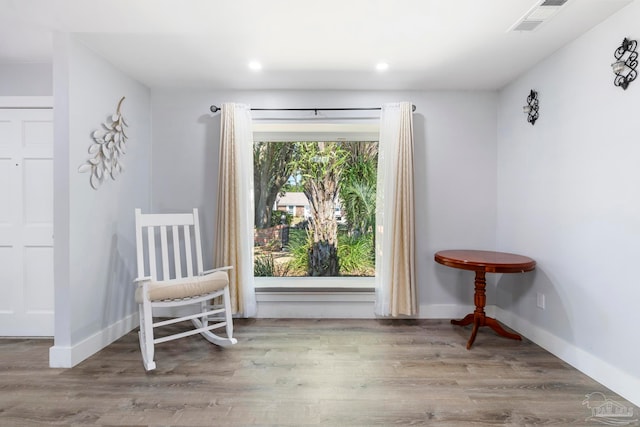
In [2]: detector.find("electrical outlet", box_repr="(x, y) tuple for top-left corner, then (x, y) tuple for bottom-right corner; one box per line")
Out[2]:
(536, 292), (546, 310)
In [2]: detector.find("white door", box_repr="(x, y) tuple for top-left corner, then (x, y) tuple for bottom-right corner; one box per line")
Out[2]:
(0, 107), (54, 336)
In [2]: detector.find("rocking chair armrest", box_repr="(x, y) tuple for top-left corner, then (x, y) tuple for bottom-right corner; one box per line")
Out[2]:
(201, 266), (233, 276)
(134, 276), (153, 284)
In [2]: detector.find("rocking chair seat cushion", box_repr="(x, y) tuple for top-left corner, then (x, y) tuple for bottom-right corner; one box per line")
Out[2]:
(135, 270), (229, 303)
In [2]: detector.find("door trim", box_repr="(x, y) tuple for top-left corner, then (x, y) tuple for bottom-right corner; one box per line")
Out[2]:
(0, 96), (53, 109)
(0, 98), (55, 337)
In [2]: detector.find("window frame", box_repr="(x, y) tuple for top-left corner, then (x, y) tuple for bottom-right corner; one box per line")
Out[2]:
(252, 121), (379, 291)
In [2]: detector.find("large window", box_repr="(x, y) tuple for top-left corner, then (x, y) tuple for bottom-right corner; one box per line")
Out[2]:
(252, 124), (379, 280)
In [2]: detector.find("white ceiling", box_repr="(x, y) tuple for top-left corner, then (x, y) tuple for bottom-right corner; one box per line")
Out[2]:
(0, 0), (634, 90)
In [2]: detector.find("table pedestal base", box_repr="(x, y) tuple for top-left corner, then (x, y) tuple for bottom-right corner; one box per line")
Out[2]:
(451, 270), (522, 350)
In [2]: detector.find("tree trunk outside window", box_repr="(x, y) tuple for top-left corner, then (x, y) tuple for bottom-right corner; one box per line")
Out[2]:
(296, 142), (347, 276)
(253, 141), (295, 229)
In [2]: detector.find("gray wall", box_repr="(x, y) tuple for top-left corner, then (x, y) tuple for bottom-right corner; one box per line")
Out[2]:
(497, 1), (640, 406)
(0, 63), (52, 95)
(150, 89), (499, 311)
(51, 34), (151, 364)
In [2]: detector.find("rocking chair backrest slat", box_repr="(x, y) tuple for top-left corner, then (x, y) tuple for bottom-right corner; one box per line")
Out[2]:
(193, 208), (204, 275)
(172, 225), (182, 279)
(135, 208), (204, 281)
(135, 209), (145, 279)
(159, 225), (170, 280)
(184, 224), (194, 277)
(147, 226), (157, 280)
(135, 209), (145, 277)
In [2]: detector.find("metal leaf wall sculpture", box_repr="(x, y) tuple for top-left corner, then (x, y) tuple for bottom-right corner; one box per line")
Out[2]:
(613, 37), (638, 90)
(525, 90), (539, 125)
(78, 96), (129, 189)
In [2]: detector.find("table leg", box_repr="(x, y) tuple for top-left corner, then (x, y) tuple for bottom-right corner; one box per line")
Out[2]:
(451, 313), (474, 327)
(451, 270), (522, 349)
(484, 317), (522, 341)
(467, 322), (480, 350)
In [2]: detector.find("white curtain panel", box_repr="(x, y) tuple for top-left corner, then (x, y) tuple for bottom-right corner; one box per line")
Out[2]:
(375, 102), (417, 317)
(214, 103), (256, 317)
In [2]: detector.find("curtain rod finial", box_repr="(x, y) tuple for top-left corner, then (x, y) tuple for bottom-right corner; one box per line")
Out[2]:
(210, 105), (220, 113)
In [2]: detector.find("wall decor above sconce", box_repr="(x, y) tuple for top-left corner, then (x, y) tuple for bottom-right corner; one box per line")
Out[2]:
(78, 96), (129, 189)
(523, 90), (539, 126)
(611, 37), (637, 90)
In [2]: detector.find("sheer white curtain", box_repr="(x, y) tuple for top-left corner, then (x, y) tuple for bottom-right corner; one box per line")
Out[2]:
(214, 103), (256, 317)
(375, 102), (417, 316)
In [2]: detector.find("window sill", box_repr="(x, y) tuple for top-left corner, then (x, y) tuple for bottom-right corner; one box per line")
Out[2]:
(254, 276), (375, 293)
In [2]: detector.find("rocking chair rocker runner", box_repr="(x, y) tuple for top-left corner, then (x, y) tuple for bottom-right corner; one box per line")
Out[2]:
(134, 208), (237, 371)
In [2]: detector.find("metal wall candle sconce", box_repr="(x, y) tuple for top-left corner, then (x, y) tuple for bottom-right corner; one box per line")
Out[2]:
(523, 90), (539, 125)
(611, 37), (637, 90)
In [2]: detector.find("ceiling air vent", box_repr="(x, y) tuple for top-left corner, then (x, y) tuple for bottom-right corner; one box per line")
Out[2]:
(540, 0), (568, 6)
(509, 0), (570, 32)
(512, 20), (543, 32)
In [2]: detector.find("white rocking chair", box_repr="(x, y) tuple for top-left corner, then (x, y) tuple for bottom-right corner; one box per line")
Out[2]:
(134, 208), (237, 371)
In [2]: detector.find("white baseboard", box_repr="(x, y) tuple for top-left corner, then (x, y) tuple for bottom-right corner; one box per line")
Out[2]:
(495, 307), (640, 408)
(417, 303), (481, 319)
(255, 294), (479, 320)
(49, 313), (138, 368)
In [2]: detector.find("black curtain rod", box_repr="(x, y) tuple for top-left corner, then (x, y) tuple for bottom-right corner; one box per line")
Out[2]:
(209, 105), (416, 114)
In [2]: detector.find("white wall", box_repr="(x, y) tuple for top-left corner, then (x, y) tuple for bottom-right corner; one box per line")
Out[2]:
(497, 1), (640, 406)
(151, 89), (498, 314)
(0, 63), (52, 95)
(50, 34), (152, 367)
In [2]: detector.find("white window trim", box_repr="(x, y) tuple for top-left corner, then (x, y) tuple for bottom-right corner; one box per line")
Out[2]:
(253, 121), (379, 292)
(253, 122), (379, 142)
(254, 276), (374, 292)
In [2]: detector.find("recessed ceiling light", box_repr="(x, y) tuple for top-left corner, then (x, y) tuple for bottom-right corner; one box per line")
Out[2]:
(248, 61), (262, 71)
(376, 62), (389, 72)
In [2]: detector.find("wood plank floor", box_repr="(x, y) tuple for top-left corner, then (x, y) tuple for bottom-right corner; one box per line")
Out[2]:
(0, 319), (637, 426)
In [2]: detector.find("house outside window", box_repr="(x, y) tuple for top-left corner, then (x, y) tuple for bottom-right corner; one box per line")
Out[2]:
(276, 193), (309, 223)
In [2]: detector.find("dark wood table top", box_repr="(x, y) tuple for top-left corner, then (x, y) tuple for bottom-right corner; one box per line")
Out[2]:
(434, 250), (536, 274)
